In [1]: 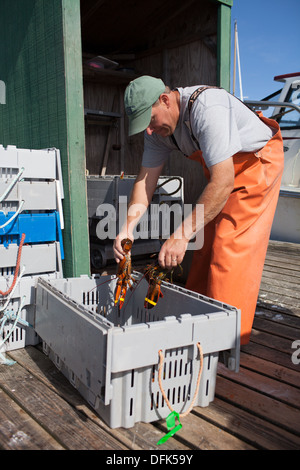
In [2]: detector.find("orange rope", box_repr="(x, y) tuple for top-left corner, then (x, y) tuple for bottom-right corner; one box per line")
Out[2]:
(0, 233), (26, 296)
(158, 342), (203, 418)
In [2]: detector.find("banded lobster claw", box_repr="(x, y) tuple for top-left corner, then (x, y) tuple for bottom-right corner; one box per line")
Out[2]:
(114, 238), (134, 309)
(143, 262), (183, 309)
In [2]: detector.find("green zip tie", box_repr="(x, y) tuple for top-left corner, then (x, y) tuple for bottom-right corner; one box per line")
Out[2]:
(157, 411), (182, 445)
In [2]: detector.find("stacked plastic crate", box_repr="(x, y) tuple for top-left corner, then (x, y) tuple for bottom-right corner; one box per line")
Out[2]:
(87, 175), (184, 268)
(0, 145), (64, 364)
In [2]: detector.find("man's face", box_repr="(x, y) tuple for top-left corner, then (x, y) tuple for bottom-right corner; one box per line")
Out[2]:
(146, 95), (178, 137)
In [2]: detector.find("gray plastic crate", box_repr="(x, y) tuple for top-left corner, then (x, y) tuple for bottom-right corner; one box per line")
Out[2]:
(87, 175), (184, 267)
(35, 273), (240, 429)
(87, 174), (183, 222)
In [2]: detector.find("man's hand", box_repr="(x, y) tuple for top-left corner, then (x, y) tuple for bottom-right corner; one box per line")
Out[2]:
(158, 157), (234, 270)
(113, 232), (134, 263)
(113, 164), (164, 263)
(158, 235), (189, 270)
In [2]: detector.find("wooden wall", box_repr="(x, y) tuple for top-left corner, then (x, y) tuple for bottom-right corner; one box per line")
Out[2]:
(82, 3), (217, 205)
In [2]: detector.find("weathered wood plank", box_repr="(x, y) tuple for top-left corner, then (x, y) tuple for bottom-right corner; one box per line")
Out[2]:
(260, 280), (300, 303)
(0, 388), (64, 450)
(262, 263), (300, 279)
(154, 410), (256, 450)
(0, 361), (127, 450)
(239, 351), (300, 388)
(265, 247), (300, 261)
(264, 250), (300, 266)
(255, 307), (300, 329)
(257, 300), (300, 317)
(267, 240), (300, 254)
(261, 272), (300, 290)
(253, 317), (300, 340)
(263, 261), (300, 275)
(241, 341), (299, 372)
(259, 283), (300, 303)
(250, 329), (298, 356)
(257, 293), (300, 315)
(194, 398), (300, 450)
(218, 363), (300, 409)
(7, 347), (190, 451)
(215, 375), (300, 435)
(118, 421), (191, 450)
(265, 248), (300, 263)
(261, 271), (300, 287)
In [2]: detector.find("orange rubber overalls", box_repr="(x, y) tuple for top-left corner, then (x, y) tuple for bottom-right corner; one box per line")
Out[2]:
(185, 113), (284, 345)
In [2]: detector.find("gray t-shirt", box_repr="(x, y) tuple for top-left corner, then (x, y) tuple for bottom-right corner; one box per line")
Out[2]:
(142, 86), (273, 168)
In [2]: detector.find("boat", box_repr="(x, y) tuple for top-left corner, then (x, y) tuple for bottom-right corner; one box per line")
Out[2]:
(245, 72), (300, 244)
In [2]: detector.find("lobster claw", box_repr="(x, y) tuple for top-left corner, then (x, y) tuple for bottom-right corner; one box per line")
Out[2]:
(114, 280), (122, 306)
(114, 281), (128, 309)
(114, 238), (133, 309)
(144, 283), (164, 309)
(119, 284), (128, 309)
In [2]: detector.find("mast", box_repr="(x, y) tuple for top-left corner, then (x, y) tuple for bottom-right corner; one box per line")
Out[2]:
(233, 20), (244, 101)
(233, 21), (237, 96)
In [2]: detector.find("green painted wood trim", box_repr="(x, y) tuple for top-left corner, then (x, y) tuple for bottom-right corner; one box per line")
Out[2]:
(0, 0), (90, 277)
(216, 0), (232, 91)
(215, 0), (233, 6)
(61, 0), (90, 277)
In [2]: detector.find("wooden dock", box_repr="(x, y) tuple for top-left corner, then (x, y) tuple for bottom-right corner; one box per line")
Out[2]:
(0, 240), (299, 451)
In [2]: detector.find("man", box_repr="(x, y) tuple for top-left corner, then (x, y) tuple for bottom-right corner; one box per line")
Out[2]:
(113, 75), (284, 344)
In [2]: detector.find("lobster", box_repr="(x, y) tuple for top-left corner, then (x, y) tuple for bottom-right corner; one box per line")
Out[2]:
(143, 261), (182, 309)
(114, 238), (135, 309)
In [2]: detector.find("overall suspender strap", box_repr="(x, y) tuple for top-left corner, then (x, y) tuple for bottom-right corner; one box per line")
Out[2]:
(188, 86), (221, 113)
(170, 133), (184, 153)
(171, 86), (221, 154)
(188, 86), (222, 147)
(170, 85), (261, 156)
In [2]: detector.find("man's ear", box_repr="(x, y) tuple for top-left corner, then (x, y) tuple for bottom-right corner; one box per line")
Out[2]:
(159, 93), (170, 108)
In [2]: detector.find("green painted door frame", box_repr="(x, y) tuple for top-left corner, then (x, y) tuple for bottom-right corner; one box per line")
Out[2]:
(0, 0), (90, 277)
(61, 0), (90, 277)
(214, 0), (233, 91)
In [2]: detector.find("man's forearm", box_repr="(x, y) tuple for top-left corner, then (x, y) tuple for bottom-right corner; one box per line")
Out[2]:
(125, 187), (150, 234)
(175, 172), (234, 241)
(120, 164), (164, 235)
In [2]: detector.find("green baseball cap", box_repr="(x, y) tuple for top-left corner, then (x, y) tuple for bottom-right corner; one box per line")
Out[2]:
(124, 76), (165, 136)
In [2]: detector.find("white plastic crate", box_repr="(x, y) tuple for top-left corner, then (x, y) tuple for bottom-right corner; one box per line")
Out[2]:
(0, 273), (61, 357)
(0, 145), (64, 228)
(0, 144), (64, 362)
(0, 145), (55, 180)
(0, 181), (57, 212)
(35, 273), (240, 429)
(0, 146), (63, 190)
(0, 242), (63, 276)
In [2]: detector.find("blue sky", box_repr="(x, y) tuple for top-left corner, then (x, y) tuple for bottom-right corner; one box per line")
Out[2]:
(230, 0), (300, 100)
